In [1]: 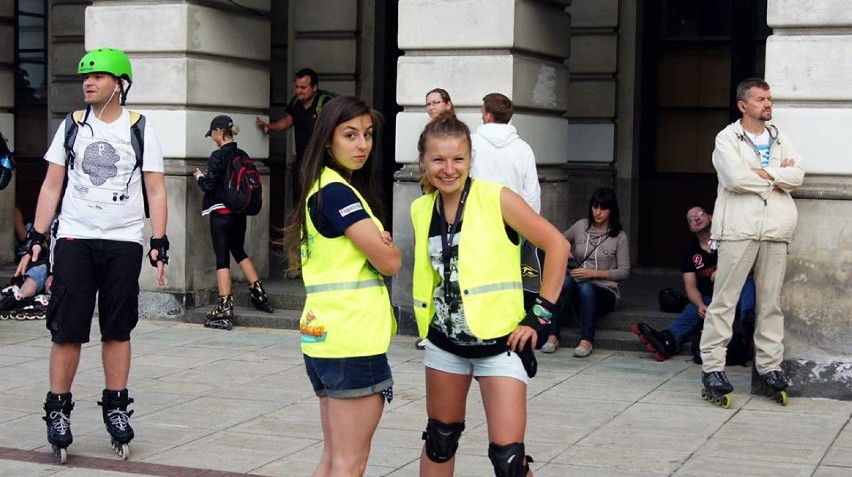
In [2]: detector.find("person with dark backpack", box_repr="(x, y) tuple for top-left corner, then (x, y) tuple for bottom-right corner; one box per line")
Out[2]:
(194, 115), (273, 330)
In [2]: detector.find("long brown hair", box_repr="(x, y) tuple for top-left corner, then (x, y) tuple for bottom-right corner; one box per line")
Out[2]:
(282, 96), (385, 270)
(416, 112), (471, 193)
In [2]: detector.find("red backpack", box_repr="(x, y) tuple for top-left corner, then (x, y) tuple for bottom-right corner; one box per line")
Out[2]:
(221, 154), (262, 216)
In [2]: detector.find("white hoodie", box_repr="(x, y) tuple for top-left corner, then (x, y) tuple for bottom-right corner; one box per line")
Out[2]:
(470, 123), (541, 213)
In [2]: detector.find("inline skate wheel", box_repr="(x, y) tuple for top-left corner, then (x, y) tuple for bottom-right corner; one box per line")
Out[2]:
(52, 445), (67, 464)
(111, 440), (130, 460)
(775, 390), (788, 406)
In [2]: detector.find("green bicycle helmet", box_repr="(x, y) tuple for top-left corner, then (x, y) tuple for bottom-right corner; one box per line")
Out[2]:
(78, 48), (133, 82)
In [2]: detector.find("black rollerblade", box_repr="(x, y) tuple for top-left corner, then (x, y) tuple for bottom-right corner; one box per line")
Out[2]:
(631, 322), (677, 361)
(43, 392), (74, 464)
(98, 389), (134, 459)
(701, 371), (734, 409)
(204, 295), (234, 330)
(11, 295), (49, 320)
(760, 370), (789, 406)
(249, 280), (274, 313)
(0, 285), (21, 320)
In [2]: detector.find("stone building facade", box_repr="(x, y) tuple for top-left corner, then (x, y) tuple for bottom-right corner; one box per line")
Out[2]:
(0, 0), (848, 397)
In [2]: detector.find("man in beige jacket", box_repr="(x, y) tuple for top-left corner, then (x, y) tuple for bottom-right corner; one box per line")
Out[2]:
(699, 78), (805, 406)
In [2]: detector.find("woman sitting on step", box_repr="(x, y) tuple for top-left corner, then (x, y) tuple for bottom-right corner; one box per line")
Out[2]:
(541, 187), (631, 357)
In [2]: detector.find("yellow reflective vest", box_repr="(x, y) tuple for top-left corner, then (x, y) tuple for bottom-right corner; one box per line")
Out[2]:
(410, 179), (524, 340)
(300, 167), (396, 357)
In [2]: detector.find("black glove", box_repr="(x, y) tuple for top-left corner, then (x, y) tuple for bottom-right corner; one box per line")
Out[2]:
(148, 235), (170, 267)
(519, 296), (557, 333)
(22, 229), (48, 257)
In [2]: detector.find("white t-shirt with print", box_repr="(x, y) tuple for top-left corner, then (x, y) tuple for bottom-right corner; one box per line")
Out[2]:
(44, 108), (165, 244)
(745, 128), (771, 168)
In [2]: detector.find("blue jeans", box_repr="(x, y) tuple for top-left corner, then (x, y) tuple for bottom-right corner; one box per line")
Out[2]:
(549, 276), (616, 343)
(668, 276), (755, 348)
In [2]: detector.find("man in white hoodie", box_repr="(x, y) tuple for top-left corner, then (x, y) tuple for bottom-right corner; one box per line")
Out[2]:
(470, 93), (541, 213)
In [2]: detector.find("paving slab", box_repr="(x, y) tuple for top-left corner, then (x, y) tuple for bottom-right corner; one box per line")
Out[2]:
(0, 318), (850, 477)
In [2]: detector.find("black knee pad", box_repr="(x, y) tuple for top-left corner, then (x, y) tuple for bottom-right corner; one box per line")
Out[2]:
(488, 442), (532, 477)
(422, 418), (465, 463)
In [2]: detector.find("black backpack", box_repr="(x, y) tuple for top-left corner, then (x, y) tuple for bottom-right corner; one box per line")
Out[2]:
(221, 153), (262, 216)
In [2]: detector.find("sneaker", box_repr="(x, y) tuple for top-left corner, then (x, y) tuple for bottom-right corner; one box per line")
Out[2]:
(573, 343), (593, 358)
(415, 339), (428, 350)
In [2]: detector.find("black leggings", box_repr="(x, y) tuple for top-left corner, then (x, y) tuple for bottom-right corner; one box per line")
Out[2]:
(210, 213), (248, 270)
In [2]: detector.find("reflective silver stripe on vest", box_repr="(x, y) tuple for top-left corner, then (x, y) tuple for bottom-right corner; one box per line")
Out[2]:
(464, 281), (522, 296)
(304, 278), (384, 294)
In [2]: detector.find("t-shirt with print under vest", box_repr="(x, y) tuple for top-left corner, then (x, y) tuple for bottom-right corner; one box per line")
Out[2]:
(745, 128), (771, 168)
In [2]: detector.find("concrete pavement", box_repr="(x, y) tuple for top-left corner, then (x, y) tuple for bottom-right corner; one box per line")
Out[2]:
(1, 318), (850, 476)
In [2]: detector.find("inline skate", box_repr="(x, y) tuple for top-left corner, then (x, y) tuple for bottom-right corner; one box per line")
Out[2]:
(760, 370), (789, 406)
(43, 392), (74, 464)
(249, 280), (274, 313)
(204, 295), (234, 330)
(98, 389), (135, 459)
(701, 371), (734, 409)
(632, 322), (677, 361)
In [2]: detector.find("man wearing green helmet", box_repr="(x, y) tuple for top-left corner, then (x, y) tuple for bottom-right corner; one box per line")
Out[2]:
(16, 47), (169, 461)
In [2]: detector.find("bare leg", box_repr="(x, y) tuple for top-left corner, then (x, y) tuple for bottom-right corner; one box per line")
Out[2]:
(49, 343), (82, 393)
(19, 277), (38, 299)
(479, 376), (533, 476)
(237, 258), (260, 284)
(313, 394), (385, 477)
(420, 368), (472, 477)
(216, 269), (232, 296)
(102, 340), (131, 391)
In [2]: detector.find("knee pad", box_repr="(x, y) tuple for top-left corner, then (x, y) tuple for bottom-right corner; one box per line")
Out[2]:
(488, 442), (532, 477)
(422, 419), (465, 463)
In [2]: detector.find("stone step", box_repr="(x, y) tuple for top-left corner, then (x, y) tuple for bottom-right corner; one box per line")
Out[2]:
(184, 305), (302, 330)
(551, 328), (697, 360)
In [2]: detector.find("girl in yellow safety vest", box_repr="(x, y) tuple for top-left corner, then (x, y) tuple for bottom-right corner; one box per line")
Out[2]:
(283, 96), (401, 476)
(411, 113), (570, 477)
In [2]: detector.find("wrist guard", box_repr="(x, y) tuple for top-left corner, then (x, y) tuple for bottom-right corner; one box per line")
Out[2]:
(520, 296), (557, 333)
(23, 229), (48, 256)
(148, 235), (170, 267)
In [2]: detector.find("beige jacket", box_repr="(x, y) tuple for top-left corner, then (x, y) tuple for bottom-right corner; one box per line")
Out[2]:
(710, 120), (805, 243)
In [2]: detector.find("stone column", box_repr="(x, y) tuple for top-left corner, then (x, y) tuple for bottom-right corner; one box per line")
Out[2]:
(759, 0), (852, 399)
(84, 1), (271, 313)
(392, 0), (571, 333)
(0, 0), (14, 262)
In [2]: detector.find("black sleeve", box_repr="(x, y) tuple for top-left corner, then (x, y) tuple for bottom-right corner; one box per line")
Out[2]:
(308, 183), (371, 238)
(197, 149), (227, 193)
(680, 242), (696, 273)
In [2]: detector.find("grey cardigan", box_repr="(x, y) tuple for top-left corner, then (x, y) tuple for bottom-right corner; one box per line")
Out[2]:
(564, 218), (631, 299)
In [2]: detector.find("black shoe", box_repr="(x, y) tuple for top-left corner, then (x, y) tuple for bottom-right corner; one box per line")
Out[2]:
(632, 322), (677, 361)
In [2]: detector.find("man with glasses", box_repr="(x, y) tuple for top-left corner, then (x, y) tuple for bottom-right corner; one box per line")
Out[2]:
(632, 206), (755, 362)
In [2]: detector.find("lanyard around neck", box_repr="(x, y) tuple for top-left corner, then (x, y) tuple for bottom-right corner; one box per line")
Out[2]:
(437, 178), (472, 299)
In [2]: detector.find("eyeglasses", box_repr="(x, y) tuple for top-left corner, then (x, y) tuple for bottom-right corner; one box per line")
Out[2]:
(687, 210), (706, 222)
(425, 100), (446, 108)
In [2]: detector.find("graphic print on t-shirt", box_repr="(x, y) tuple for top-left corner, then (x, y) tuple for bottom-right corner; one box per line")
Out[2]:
(71, 139), (132, 207)
(81, 141), (120, 186)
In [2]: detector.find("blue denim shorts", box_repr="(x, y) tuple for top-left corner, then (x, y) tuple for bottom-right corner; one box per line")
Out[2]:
(304, 353), (394, 400)
(25, 264), (49, 292)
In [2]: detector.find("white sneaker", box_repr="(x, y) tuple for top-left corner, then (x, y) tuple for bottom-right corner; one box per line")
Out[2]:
(415, 339), (427, 350)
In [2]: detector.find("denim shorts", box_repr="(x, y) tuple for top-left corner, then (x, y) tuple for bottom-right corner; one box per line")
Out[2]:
(25, 264), (49, 292)
(304, 353), (394, 400)
(422, 340), (530, 384)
